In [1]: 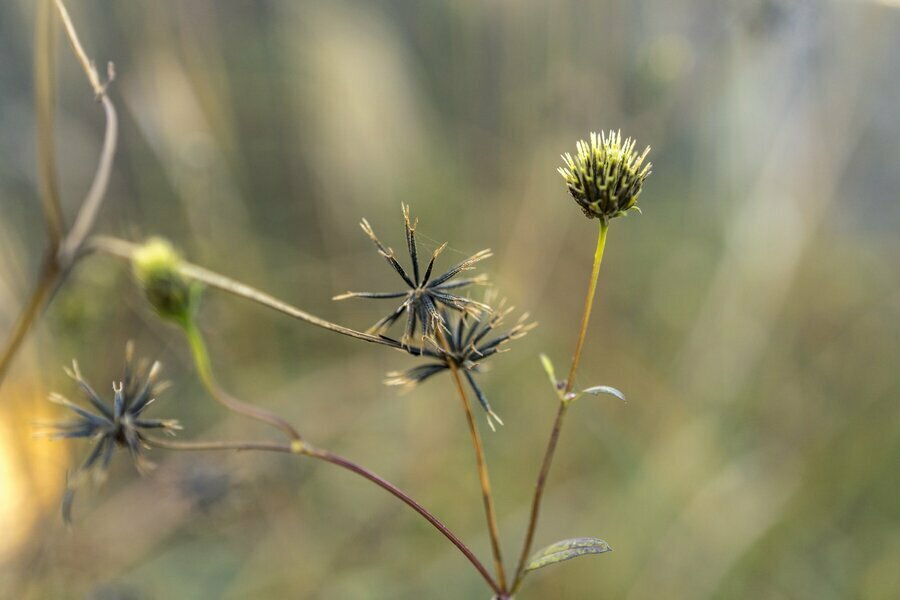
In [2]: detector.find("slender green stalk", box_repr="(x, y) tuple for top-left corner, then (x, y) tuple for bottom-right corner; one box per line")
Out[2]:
(88, 236), (401, 350)
(436, 328), (508, 593)
(511, 219), (609, 593)
(564, 219), (609, 394)
(182, 320), (302, 441)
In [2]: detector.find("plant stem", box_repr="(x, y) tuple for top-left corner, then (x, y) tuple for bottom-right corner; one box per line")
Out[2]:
(564, 219), (609, 395)
(54, 0), (118, 265)
(436, 328), (508, 593)
(53, 0), (107, 95)
(0, 256), (60, 385)
(0, 0), (64, 388)
(35, 0), (64, 245)
(57, 92), (117, 264)
(182, 320), (303, 441)
(511, 218), (609, 593)
(87, 236), (401, 350)
(146, 435), (502, 595)
(0, 0), (118, 391)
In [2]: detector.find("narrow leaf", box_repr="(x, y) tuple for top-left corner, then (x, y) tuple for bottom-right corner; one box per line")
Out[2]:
(525, 537), (612, 572)
(582, 385), (626, 402)
(539, 353), (557, 387)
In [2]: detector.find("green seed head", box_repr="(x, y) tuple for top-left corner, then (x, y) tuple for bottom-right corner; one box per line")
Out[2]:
(132, 238), (200, 325)
(558, 130), (652, 221)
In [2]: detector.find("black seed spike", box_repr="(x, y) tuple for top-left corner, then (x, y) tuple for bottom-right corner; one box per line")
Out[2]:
(421, 243), (447, 285)
(428, 250), (491, 287)
(403, 204), (420, 285)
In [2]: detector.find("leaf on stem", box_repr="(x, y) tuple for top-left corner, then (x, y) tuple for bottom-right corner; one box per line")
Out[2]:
(524, 537), (612, 573)
(581, 385), (626, 402)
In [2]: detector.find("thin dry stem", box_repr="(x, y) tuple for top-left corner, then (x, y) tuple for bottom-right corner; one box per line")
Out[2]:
(54, 0), (106, 95)
(0, 0), (118, 389)
(58, 93), (117, 263)
(0, 257), (60, 384)
(88, 236), (402, 350)
(55, 0), (119, 264)
(35, 0), (64, 245)
(436, 327), (508, 593)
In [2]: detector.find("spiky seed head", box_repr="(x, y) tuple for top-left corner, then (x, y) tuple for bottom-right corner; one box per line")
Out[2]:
(558, 130), (652, 221)
(132, 238), (201, 325)
(38, 343), (180, 522)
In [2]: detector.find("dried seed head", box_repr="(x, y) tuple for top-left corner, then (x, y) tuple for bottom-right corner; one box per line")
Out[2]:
(132, 238), (201, 325)
(386, 300), (535, 431)
(37, 343), (180, 523)
(558, 130), (652, 221)
(334, 204), (492, 346)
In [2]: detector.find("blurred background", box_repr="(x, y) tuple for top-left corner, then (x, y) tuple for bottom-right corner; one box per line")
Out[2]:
(1, 0), (898, 598)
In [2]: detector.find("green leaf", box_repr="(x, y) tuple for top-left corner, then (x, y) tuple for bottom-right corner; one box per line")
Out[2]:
(525, 537), (612, 573)
(539, 353), (557, 389)
(581, 385), (626, 402)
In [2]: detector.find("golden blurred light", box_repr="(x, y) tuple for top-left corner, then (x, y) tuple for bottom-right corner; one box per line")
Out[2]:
(0, 392), (67, 562)
(0, 418), (32, 560)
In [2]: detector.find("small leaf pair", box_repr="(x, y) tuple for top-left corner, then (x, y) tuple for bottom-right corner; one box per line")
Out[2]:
(538, 353), (626, 405)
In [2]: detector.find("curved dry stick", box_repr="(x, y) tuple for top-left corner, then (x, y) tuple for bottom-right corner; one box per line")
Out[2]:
(54, 0), (119, 264)
(146, 435), (501, 595)
(58, 94), (117, 264)
(0, 0), (118, 389)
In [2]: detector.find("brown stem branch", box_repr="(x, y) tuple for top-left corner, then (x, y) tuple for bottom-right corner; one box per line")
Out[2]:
(436, 328), (508, 593)
(145, 435), (501, 594)
(0, 1), (118, 391)
(35, 0), (64, 245)
(0, 256), (60, 385)
(510, 403), (568, 594)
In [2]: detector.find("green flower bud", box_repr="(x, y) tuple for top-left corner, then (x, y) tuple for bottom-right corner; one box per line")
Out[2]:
(558, 130), (652, 221)
(132, 238), (201, 325)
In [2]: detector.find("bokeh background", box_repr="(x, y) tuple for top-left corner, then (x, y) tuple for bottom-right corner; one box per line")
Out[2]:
(1, 1), (898, 598)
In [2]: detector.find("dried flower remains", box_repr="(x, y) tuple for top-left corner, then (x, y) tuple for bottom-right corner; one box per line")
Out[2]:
(334, 204), (492, 347)
(386, 299), (535, 430)
(37, 343), (180, 522)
